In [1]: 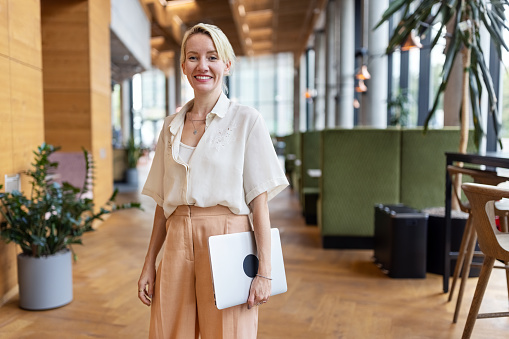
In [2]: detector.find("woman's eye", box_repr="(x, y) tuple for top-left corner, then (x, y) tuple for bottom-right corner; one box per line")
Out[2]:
(188, 56), (197, 61)
(209, 56), (218, 61)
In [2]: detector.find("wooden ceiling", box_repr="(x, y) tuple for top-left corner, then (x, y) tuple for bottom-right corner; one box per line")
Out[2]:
(140, 0), (327, 65)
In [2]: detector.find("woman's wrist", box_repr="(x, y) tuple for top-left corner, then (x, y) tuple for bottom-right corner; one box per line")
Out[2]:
(257, 264), (271, 277)
(256, 274), (272, 280)
(144, 254), (156, 266)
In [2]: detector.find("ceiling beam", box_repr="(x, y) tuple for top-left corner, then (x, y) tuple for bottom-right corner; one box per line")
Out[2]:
(229, 0), (250, 56)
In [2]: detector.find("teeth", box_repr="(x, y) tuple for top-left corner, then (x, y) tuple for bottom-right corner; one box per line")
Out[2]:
(195, 76), (212, 80)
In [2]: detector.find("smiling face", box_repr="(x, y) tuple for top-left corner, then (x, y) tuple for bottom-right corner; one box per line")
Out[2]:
(182, 33), (231, 96)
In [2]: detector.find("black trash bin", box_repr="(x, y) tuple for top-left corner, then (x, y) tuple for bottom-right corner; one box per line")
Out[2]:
(424, 207), (481, 277)
(374, 204), (429, 278)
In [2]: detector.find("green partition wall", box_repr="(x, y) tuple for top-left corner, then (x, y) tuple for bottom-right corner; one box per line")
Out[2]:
(399, 128), (476, 210)
(320, 129), (401, 248)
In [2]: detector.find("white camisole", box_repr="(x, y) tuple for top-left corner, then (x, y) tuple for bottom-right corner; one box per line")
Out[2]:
(179, 142), (195, 164)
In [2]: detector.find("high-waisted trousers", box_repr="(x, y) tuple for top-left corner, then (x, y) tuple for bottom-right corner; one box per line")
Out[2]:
(149, 205), (258, 339)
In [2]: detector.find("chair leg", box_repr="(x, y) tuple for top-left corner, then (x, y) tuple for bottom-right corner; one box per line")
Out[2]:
(504, 261), (509, 301)
(497, 214), (509, 300)
(449, 215), (473, 302)
(453, 225), (477, 323)
(462, 255), (496, 339)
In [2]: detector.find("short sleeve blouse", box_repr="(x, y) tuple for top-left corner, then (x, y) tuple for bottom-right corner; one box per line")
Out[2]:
(142, 92), (289, 218)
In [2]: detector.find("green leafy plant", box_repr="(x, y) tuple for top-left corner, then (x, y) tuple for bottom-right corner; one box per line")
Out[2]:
(0, 143), (142, 260)
(376, 0), (509, 151)
(388, 89), (411, 127)
(126, 137), (142, 169)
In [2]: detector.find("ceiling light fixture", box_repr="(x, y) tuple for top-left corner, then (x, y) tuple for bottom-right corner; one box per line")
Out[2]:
(401, 30), (423, 51)
(355, 64), (371, 80)
(238, 4), (246, 17)
(242, 23), (249, 34)
(355, 80), (367, 93)
(160, 0), (195, 6)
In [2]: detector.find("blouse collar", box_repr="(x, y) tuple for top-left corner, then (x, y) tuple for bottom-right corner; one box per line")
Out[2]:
(168, 92), (230, 136)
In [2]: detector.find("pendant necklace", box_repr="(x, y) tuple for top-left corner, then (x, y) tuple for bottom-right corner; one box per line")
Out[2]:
(187, 113), (206, 135)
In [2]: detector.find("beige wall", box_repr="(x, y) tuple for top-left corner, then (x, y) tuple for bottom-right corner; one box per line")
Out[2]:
(0, 0), (45, 304)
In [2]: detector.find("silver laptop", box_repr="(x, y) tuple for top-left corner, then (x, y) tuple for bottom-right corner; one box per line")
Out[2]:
(208, 228), (287, 310)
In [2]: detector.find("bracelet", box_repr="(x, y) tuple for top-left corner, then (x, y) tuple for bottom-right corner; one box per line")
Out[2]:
(256, 274), (272, 280)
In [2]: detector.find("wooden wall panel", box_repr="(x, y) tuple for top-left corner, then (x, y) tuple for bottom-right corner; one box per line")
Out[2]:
(41, 1), (90, 91)
(1, 0), (44, 306)
(42, 0), (92, 153)
(0, 57), (16, 298)
(0, 241), (17, 305)
(92, 92), (113, 206)
(89, 0), (111, 96)
(0, 55), (13, 189)
(43, 91), (92, 151)
(10, 61), (45, 187)
(42, 0), (113, 209)
(0, 0), (8, 56)
(89, 0), (112, 208)
(8, 0), (41, 68)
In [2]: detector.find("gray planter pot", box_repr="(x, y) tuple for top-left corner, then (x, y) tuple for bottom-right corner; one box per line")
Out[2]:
(17, 249), (73, 310)
(125, 168), (138, 186)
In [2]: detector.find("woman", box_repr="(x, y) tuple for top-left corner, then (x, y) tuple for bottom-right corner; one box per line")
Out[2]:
(138, 23), (288, 339)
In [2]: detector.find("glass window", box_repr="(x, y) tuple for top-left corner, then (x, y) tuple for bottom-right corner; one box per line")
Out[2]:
(500, 29), (509, 149)
(111, 84), (122, 148)
(427, 23), (447, 128)
(407, 48), (420, 127)
(229, 53), (294, 136)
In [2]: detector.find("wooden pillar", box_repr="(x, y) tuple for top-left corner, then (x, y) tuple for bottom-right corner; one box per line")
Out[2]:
(0, 0), (45, 305)
(41, 0), (112, 207)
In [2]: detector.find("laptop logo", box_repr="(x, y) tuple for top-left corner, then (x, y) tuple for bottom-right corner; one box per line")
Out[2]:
(243, 254), (259, 278)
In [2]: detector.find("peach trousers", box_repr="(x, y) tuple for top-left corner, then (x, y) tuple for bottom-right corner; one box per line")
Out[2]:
(149, 205), (258, 339)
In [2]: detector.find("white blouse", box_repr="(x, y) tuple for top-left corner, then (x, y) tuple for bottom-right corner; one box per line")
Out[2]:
(142, 92), (289, 218)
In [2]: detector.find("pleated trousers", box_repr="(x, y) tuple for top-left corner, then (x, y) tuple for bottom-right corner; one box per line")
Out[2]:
(149, 205), (258, 339)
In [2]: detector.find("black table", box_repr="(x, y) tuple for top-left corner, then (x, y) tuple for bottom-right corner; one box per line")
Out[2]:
(443, 152), (509, 293)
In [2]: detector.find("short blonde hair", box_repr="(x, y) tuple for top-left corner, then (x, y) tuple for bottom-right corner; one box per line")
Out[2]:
(180, 23), (236, 75)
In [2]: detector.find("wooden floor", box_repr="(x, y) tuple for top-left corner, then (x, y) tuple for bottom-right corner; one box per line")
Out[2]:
(1, 177), (509, 338)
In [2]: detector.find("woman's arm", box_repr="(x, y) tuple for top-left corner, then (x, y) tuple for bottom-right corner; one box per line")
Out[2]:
(247, 191), (272, 309)
(138, 204), (167, 306)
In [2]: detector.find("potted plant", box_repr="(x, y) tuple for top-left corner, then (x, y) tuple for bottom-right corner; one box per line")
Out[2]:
(0, 143), (141, 310)
(125, 137), (142, 186)
(377, 0), (509, 151)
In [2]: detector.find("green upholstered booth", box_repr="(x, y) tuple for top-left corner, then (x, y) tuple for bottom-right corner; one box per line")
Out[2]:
(284, 132), (297, 188)
(299, 131), (321, 224)
(399, 128), (475, 210)
(283, 132), (302, 192)
(318, 127), (477, 249)
(319, 128), (401, 248)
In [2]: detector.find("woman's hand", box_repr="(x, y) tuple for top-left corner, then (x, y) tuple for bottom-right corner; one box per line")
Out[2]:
(247, 275), (271, 309)
(138, 263), (156, 306)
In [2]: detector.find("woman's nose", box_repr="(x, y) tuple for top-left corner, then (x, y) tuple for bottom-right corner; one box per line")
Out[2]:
(197, 58), (208, 71)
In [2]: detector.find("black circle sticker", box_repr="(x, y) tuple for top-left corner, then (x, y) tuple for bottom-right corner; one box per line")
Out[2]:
(243, 254), (259, 278)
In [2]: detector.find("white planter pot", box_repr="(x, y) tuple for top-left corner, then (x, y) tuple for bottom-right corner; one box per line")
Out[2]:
(17, 249), (73, 310)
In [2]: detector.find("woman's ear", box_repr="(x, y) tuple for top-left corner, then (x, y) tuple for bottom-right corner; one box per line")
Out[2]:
(181, 63), (186, 75)
(224, 60), (231, 75)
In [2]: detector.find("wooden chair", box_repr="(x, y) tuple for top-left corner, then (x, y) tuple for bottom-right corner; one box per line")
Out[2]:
(446, 166), (508, 323)
(460, 183), (509, 339)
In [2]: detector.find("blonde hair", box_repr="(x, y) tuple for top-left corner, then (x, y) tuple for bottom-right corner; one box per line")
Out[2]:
(180, 23), (236, 75)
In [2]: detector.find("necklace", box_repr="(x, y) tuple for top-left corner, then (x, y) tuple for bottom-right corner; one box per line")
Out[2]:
(187, 113), (206, 135)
